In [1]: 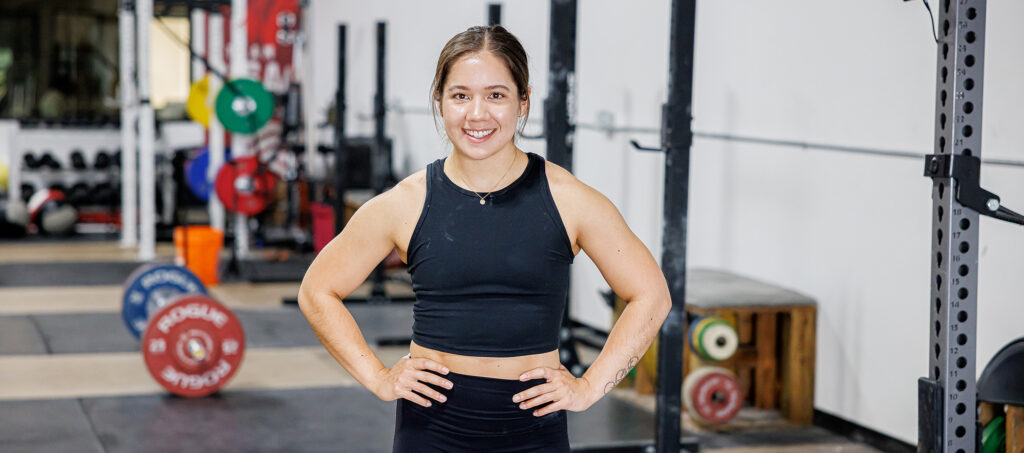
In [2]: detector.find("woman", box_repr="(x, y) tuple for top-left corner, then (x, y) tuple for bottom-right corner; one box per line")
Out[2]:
(298, 25), (670, 452)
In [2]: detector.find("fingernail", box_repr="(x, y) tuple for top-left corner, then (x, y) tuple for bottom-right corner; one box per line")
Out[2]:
(442, 367), (450, 374)
(439, 395), (447, 402)
(425, 402), (432, 407)
(519, 404), (526, 409)
(446, 382), (453, 389)
(512, 395), (519, 402)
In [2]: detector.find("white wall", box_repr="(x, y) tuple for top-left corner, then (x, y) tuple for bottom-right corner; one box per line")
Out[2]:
(305, 0), (549, 176)
(688, 0), (1024, 443)
(306, 0), (1024, 445)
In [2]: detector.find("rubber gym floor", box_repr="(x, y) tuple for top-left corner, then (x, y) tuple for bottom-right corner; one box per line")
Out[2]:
(0, 238), (884, 452)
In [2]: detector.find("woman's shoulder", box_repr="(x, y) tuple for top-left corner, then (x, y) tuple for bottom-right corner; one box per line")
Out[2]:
(377, 168), (428, 212)
(350, 168), (426, 222)
(543, 159), (608, 207)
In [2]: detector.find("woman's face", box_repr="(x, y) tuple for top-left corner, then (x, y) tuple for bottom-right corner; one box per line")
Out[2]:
(439, 51), (528, 160)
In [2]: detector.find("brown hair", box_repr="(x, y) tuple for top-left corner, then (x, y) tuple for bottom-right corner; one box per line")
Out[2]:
(430, 25), (530, 139)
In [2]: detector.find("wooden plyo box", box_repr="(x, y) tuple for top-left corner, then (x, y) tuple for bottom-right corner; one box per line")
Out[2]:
(628, 269), (817, 426)
(979, 402), (1024, 452)
(684, 304), (816, 425)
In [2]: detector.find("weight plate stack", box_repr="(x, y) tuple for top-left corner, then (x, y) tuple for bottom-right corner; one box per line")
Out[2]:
(682, 366), (743, 425)
(122, 264), (208, 339)
(688, 316), (739, 362)
(142, 294), (246, 398)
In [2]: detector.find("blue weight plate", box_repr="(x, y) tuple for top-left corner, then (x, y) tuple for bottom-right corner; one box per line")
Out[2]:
(185, 148), (231, 202)
(122, 264), (208, 339)
(687, 316), (708, 355)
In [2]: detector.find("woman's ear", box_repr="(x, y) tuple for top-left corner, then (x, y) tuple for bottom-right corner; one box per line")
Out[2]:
(519, 87), (531, 117)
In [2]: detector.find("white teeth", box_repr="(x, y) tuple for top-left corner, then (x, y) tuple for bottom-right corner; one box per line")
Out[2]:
(465, 129), (495, 139)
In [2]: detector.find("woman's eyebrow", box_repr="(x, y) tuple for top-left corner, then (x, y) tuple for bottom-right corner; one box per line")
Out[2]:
(447, 84), (511, 92)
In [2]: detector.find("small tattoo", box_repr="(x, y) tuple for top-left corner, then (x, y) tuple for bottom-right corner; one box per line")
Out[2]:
(603, 356), (640, 394)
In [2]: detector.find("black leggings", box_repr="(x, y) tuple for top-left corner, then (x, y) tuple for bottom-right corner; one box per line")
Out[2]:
(392, 371), (570, 453)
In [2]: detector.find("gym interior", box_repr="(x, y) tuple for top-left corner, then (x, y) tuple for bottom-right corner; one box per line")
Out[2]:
(0, 0), (1022, 452)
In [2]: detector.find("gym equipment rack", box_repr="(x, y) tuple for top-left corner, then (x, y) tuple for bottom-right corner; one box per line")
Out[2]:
(919, 1), (1024, 452)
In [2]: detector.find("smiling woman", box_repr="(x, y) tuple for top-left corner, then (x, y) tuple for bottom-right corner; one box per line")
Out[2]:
(298, 25), (671, 453)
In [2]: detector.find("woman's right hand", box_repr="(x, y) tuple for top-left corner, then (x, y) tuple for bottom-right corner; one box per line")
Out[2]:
(373, 356), (453, 407)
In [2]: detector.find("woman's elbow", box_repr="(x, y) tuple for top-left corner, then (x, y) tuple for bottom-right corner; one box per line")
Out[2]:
(655, 294), (672, 322)
(296, 281), (320, 315)
(650, 284), (672, 322)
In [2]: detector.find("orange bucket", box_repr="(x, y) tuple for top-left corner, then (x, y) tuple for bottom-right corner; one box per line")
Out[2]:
(173, 226), (223, 287)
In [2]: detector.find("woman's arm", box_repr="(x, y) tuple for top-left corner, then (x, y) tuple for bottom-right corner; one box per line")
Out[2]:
(571, 184), (671, 399)
(298, 183), (452, 406)
(515, 169), (671, 416)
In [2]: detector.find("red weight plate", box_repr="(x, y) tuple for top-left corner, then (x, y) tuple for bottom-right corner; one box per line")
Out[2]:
(142, 294), (246, 398)
(214, 156), (277, 216)
(689, 370), (742, 424)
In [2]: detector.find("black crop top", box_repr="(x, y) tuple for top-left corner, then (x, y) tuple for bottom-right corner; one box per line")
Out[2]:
(406, 152), (575, 357)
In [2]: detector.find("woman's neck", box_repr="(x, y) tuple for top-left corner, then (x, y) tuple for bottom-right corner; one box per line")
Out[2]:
(446, 147), (525, 193)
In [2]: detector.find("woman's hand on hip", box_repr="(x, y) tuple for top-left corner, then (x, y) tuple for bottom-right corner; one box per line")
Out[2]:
(513, 365), (597, 416)
(373, 356), (453, 407)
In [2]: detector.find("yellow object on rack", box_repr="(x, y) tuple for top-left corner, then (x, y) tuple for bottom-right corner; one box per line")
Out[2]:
(185, 75), (213, 128)
(0, 160), (9, 193)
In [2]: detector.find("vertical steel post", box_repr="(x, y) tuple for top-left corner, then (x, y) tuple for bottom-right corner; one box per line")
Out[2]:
(136, 0), (156, 260)
(119, 0), (138, 249)
(374, 21), (386, 193)
(656, 0), (696, 451)
(488, 3), (501, 26)
(333, 24), (347, 235)
(189, 7), (206, 85)
(208, 12), (226, 233)
(545, 0), (583, 376)
(545, 0), (576, 169)
(921, 1), (986, 452)
(370, 21), (387, 298)
(230, 0), (250, 258)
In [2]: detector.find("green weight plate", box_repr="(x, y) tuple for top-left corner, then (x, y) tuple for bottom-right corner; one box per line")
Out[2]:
(982, 415), (1005, 453)
(697, 319), (738, 361)
(215, 78), (274, 134)
(688, 316), (716, 358)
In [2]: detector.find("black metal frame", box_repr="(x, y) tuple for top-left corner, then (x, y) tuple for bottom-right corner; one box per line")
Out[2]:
(543, 0), (589, 380)
(488, 3), (501, 26)
(653, 0), (697, 451)
(544, 0), (576, 169)
(333, 24), (348, 236)
(553, 0), (699, 451)
(341, 21), (413, 306)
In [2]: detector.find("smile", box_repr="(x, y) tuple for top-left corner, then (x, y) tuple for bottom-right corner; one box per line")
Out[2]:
(464, 129), (496, 139)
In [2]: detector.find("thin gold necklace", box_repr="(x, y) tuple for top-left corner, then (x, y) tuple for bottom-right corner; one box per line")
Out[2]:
(453, 151), (520, 205)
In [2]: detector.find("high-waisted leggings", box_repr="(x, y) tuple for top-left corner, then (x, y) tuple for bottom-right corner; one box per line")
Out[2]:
(392, 370), (570, 452)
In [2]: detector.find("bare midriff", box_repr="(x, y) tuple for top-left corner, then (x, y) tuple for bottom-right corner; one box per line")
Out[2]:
(409, 341), (561, 380)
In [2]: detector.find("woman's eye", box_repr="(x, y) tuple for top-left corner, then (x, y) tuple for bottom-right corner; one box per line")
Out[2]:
(489, 92), (505, 99)
(452, 93), (468, 100)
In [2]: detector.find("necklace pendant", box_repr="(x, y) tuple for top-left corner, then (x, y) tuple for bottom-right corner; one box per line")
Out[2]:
(479, 199), (486, 205)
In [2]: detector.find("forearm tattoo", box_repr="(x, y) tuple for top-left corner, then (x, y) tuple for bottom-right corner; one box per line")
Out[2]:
(603, 356), (639, 394)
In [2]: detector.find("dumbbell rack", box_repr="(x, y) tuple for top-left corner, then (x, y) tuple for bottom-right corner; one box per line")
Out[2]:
(9, 127), (123, 211)
(6, 124), (206, 231)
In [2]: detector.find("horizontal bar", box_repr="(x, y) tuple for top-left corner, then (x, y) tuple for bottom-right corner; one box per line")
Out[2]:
(380, 105), (1024, 168)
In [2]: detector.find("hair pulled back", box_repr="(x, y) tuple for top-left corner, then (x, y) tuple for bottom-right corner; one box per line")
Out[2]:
(430, 25), (530, 139)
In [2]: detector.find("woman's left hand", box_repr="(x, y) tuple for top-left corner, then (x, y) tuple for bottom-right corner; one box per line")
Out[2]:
(513, 365), (597, 416)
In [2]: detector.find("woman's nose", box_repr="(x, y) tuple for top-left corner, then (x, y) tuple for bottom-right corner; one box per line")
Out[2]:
(467, 98), (487, 121)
